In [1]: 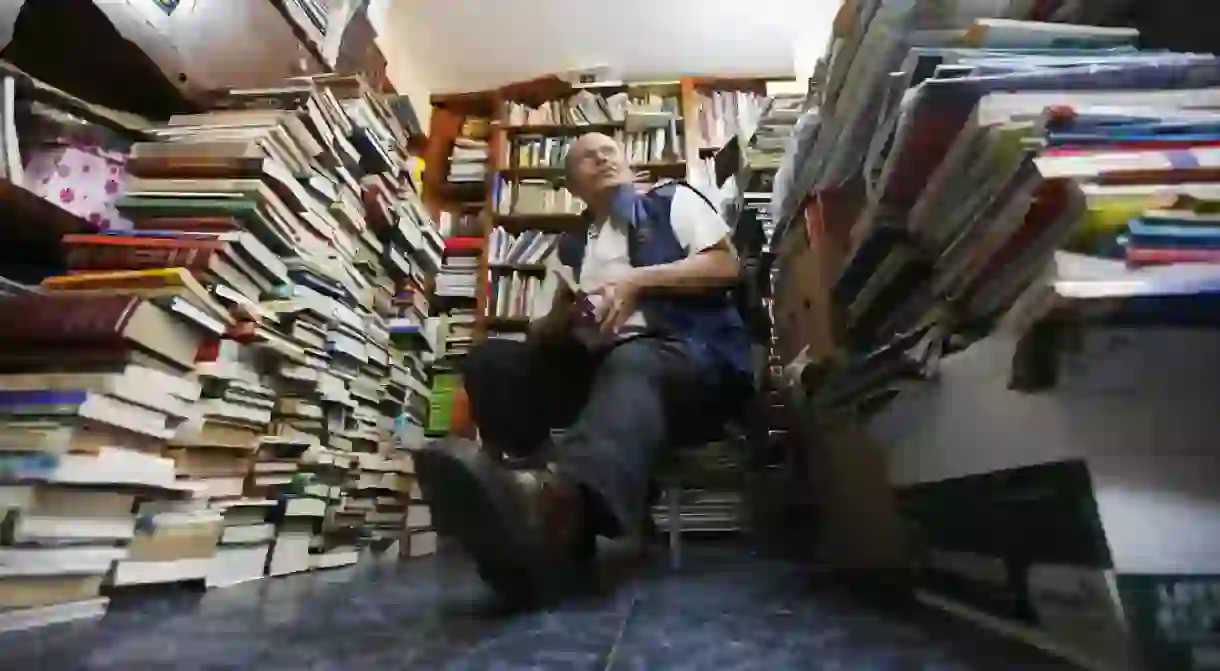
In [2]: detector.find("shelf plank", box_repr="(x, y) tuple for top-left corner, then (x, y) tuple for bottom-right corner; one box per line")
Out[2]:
(494, 213), (584, 233)
(483, 316), (532, 332)
(500, 162), (687, 182)
(488, 263), (547, 273)
(497, 122), (624, 136)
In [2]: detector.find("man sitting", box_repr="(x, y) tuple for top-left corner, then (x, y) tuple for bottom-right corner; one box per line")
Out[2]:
(416, 132), (753, 602)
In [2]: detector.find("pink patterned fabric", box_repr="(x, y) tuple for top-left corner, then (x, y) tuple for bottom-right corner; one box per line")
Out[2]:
(23, 141), (129, 231)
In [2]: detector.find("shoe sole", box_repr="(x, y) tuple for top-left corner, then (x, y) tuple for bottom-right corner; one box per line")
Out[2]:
(415, 438), (544, 603)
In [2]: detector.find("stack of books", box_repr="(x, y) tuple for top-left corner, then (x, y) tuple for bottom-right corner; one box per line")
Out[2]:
(771, 4), (1220, 668)
(435, 256), (479, 299)
(745, 93), (804, 171)
(448, 137), (488, 184)
(349, 452), (415, 554)
(0, 292), (211, 631)
(437, 210), (481, 238)
(437, 311), (476, 359)
(206, 497), (276, 588)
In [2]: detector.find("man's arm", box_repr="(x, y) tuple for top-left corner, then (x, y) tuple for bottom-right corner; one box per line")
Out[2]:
(629, 238), (740, 293)
(633, 185), (741, 292)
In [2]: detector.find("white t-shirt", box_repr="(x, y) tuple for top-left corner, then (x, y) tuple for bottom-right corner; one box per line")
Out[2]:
(574, 185), (730, 337)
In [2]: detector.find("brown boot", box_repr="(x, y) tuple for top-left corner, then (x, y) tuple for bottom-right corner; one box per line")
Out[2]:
(415, 437), (588, 604)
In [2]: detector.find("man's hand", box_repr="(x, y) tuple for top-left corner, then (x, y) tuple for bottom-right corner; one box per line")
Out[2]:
(588, 273), (643, 334)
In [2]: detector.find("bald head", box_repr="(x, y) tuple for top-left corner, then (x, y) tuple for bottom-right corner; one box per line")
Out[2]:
(564, 132), (631, 202)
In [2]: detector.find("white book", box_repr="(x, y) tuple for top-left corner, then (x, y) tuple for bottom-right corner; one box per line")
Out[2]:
(0, 448), (177, 490)
(110, 557), (213, 587)
(406, 505), (431, 530)
(408, 531), (438, 558)
(267, 532), (312, 576)
(221, 523), (276, 545)
(4, 514), (136, 544)
(179, 476), (246, 501)
(310, 549), (358, 570)
(283, 497), (326, 518)
(0, 546), (128, 577)
(206, 543), (270, 588)
(0, 392), (173, 440)
(0, 598), (108, 634)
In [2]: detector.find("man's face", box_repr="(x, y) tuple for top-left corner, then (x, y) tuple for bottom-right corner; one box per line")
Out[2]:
(567, 133), (631, 200)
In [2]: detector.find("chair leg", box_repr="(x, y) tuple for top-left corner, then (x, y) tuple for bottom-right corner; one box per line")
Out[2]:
(667, 482), (681, 570)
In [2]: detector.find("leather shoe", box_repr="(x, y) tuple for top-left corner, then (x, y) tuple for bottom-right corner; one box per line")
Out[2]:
(416, 437), (589, 604)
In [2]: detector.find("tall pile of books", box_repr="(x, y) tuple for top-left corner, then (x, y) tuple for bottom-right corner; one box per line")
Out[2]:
(436, 311), (476, 359)
(435, 254), (479, 299)
(0, 290), (211, 631)
(448, 117), (490, 186)
(771, 2), (1220, 668)
(745, 93), (804, 172)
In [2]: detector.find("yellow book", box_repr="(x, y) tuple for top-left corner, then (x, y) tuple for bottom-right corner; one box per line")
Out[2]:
(42, 268), (235, 326)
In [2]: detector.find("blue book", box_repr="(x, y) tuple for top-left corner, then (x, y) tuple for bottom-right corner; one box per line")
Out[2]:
(1048, 131), (1220, 145)
(1129, 219), (1220, 239)
(0, 389), (91, 414)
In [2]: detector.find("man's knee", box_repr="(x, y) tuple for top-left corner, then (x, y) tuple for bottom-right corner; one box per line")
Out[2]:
(598, 339), (668, 380)
(462, 338), (529, 385)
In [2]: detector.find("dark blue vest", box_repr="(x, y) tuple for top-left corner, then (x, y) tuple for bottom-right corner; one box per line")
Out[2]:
(557, 182), (754, 389)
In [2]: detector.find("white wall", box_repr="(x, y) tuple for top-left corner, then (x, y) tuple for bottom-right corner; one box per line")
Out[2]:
(368, 0), (435, 129)
(372, 0), (841, 101)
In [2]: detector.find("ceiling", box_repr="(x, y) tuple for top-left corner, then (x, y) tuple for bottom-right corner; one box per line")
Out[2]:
(373, 0), (838, 94)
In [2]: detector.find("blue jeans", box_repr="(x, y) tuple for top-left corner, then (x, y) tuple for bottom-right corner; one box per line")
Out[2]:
(461, 336), (743, 537)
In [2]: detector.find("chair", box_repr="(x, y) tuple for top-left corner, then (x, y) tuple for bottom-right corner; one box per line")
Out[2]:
(653, 412), (750, 569)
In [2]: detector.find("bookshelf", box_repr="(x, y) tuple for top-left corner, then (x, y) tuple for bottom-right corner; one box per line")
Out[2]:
(426, 75), (777, 345)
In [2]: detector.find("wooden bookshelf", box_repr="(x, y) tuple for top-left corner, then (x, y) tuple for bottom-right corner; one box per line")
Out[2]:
(498, 122), (624, 136)
(483, 316), (532, 333)
(428, 74), (773, 346)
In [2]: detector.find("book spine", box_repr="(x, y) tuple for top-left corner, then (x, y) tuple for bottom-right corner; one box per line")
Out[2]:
(1126, 247), (1220, 266)
(66, 245), (216, 272)
(129, 216), (242, 232)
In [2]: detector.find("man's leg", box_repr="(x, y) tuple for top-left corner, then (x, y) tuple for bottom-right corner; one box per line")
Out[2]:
(417, 338), (602, 602)
(553, 337), (711, 538)
(461, 337), (596, 457)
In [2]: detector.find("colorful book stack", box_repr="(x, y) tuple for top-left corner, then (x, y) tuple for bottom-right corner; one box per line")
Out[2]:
(773, 4), (1220, 669)
(0, 293), (211, 631)
(19, 72), (432, 592)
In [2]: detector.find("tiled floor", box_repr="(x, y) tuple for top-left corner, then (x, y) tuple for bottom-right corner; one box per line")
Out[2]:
(1, 543), (1074, 670)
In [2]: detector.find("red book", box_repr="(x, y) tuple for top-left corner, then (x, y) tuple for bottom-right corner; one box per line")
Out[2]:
(445, 237), (484, 253)
(0, 294), (141, 346)
(0, 294), (202, 370)
(1127, 246), (1220, 266)
(62, 234), (222, 273)
(128, 216), (244, 233)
